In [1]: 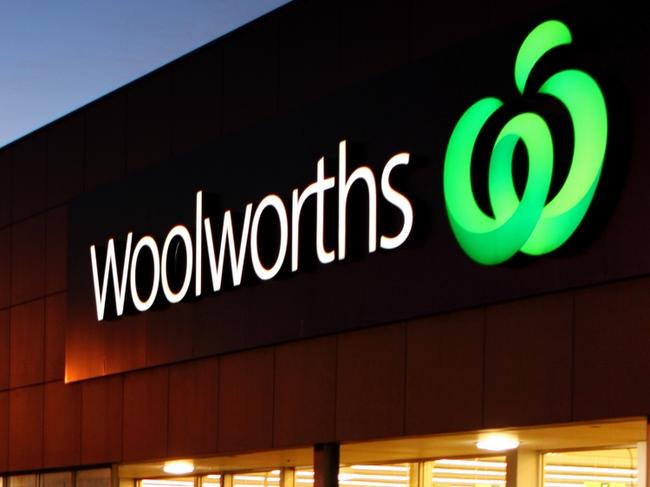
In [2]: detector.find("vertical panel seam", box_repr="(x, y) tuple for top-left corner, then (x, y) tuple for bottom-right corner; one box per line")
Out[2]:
(481, 306), (487, 428)
(214, 356), (220, 455)
(333, 334), (340, 441)
(271, 347), (276, 449)
(82, 110), (88, 192)
(402, 322), (408, 436)
(165, 366), (171, 458)
(570, 290), (576, 421)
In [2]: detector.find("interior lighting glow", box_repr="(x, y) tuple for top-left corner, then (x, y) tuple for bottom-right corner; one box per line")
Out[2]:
(476, 436), (520, 451)
(339, 481), (405, 487)
(545, 465), (638, 475)
(162, 461), (195, 475)
(545, 473), (637, 482)
(142, 481), (194, 487)
(432, 468), (505, 477)
(434, 459), (507, 469)
(350, 466), (410, 473)
(234, 476), (279, 482)
(431, 479), (505, 486)
(339, 475), (408, 481)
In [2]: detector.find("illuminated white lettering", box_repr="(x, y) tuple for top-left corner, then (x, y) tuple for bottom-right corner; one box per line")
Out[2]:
(337, 140), (377, 260)
(90, 233), (133, 321)
(161, 225), (193, 303)
(204, 205), (252, 291)
(89, 141), (414, 321)
(380, 153), (413, 249)
(129, 236), (160, 312)
(291, 157), (335, 271)
(195, 191), (203, 296)
(251, 194), (289, 280)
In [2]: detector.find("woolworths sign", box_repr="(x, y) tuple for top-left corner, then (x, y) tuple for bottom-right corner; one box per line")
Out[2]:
(88, 20), (609, 322)
(90, 142), (413, 321)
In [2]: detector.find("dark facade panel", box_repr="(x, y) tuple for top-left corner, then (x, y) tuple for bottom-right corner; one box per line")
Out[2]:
(81, 375), (123, 465)
(11, 215), (46, 305)
(222, 14), (278, 135)
(336, 324), (406, 441)
(168, 357), (219, 456)
(0, 230), (9, 309)
(0, 311), (8, 390)
(411, 0), (492, 61)
(218, 348), (274, 452)
(44, 380), (82, 468)
(145, 302), (193, 367)
(0, 151), (11, 228)
(273, 336), (337, 447)
(9, 384), (44, 471)
(484, 293), (573, 427)
(405, 309), (484, 435)
(126, 71), (173, 174)
(122, 367), (169, 462)
(65, 302), (106, 381)
(46, 206), (68, 294)
(574, 277), (650, 420)
(11, 133), (47, 222)
(0, 391), (7, 471)
(338, 0), (410, 86)
(10, 300), (45, 388)
(46, 113), (84, 208)
(45, 293), (67, 382)
(84, 92), (126, 192)
(104, 315), (147, 375)
(171, 45), (223, 157)
(277, 0), (339, 112)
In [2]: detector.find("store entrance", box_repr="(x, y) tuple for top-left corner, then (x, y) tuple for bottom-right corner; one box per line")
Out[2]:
(121, 418), (647, 487)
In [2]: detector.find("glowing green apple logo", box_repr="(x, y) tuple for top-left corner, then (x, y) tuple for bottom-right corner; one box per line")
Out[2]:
(443, 20), (608, 265)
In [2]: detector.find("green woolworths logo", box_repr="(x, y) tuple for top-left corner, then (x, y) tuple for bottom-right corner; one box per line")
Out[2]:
(443, 20), (608, 265)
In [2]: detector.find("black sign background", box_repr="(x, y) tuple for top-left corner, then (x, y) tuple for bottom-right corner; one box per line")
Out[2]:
(67, 6), (650, 380)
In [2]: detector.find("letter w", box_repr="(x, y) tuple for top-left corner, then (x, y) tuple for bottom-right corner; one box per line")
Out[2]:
(90, 233), (133, 321)
(204, 205), (252, 291)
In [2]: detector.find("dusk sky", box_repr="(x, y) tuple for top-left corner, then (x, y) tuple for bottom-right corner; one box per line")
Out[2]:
(0, 0), (291, 148)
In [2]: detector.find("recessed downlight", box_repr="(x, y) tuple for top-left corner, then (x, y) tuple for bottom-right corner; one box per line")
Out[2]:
(163, 460), (195, 475)
(476, 436), (520, 451)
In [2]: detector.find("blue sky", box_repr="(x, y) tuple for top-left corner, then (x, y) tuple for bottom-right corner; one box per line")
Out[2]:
(0, 0), (291, 148)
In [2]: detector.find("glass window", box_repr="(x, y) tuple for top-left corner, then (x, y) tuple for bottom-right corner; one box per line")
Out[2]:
(44, 473), (74, 487)
(233, 471), (281, 487)
(339, 464), (410, 487)
(202, 475), (221, 487)
(543, 448), (638, 487)
(140, 479), (194, 487)
(295, 467), (314, 486)
(431, 456), (507, 486)
(296, 463), (410, 487)
(77, 469), (111, 487)
(8, 475), (37, 487)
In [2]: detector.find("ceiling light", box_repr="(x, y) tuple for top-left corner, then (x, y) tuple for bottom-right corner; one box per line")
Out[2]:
(476, 436), (519, 451)
(163, 460), (195, 475)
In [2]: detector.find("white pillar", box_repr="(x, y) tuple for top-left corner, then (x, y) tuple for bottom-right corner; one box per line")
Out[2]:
(506, 449), (540, 487)
(638, 440), (647, 487)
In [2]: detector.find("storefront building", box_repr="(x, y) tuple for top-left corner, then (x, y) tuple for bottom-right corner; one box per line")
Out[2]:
(1, 1), (650, 486)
